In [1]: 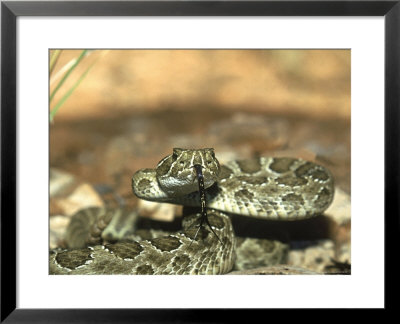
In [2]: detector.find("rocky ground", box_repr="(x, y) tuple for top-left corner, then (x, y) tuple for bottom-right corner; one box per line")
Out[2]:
(50, 111), (350, 275)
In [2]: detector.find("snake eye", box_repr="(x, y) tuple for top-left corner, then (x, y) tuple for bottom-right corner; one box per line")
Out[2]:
(172, 152), (178, 161)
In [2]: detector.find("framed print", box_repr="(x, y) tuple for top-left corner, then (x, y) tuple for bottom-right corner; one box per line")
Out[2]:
(1, 0), (398, 321)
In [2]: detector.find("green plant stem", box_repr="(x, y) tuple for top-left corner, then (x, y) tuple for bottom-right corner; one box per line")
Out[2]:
(49, 49), (88, 102)
(50, 60), (96, 123)
(49, 50), (62, 75)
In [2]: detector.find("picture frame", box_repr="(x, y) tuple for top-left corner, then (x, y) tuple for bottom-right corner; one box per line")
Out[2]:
(1, 0), (398, 321)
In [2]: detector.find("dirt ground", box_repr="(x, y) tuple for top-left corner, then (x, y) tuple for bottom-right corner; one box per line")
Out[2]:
(50, 109), (350, 207)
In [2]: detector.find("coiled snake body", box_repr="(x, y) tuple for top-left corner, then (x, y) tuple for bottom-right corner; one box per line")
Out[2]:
(49, 148), (334, 275)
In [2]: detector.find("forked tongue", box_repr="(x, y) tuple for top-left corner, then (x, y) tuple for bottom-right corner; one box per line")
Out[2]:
(192, 164), (223, 245)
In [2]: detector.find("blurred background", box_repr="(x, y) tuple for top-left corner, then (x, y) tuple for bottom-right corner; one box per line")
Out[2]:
(50, 50), (350, 119)
(50, 49), (350, 197)
(49, 49), (351, 272)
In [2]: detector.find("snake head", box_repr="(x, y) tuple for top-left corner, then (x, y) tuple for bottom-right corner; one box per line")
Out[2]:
(156, 148), (220, 196)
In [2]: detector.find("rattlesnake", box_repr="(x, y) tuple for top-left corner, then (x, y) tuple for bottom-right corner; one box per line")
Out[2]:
(49, 148), (334, 275)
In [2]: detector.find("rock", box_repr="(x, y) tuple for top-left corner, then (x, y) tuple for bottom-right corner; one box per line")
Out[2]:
(325, 187), (351, 225)
(49, 215), (70, 249)
(50, 168), (77, 197)
(56, 183), (105, 216)
(337, 241), (351, 265)
(288, 239), (336, 273)
(137, 199), (181, 222)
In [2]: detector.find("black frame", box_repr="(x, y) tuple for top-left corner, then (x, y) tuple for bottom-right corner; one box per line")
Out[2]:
(1, 0), (398, 321)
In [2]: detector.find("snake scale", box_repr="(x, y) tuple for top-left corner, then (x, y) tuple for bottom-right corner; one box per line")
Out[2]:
(49, 148), (334, 275)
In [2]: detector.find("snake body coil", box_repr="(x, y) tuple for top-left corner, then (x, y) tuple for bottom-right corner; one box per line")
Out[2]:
(50, 148), (334, 275)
